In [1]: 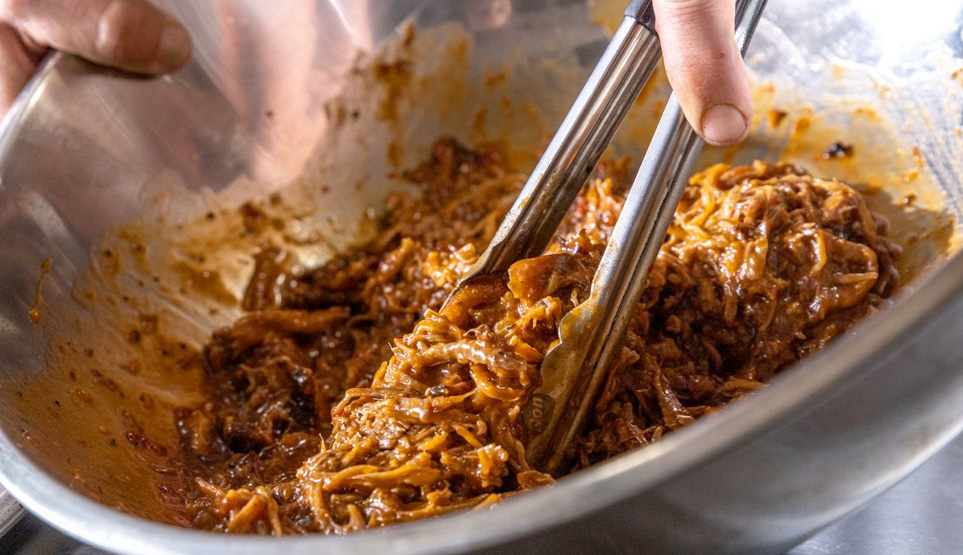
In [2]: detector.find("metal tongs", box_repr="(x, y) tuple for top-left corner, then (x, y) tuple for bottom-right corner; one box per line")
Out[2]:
(445, 0), (768, 475)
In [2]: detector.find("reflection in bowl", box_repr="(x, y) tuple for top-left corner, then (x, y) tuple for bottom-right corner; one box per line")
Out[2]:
(0, 1), (962, 554)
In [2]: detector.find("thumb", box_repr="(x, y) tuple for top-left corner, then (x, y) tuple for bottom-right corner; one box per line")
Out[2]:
(653, 0), (751, 146)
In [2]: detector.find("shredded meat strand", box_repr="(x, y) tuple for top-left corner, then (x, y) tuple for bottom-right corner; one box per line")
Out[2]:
(176, 139), (901, 535)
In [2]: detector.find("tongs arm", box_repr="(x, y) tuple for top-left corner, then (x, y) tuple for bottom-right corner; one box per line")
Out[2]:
(457, 1), (661, 283)
(525, 0), (769, 474)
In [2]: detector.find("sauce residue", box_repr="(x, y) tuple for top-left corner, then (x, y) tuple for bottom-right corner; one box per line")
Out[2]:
(28, 258), (52, 325)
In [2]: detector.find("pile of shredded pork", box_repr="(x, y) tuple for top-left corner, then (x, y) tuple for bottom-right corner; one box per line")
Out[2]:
(175, 138), (900, 534)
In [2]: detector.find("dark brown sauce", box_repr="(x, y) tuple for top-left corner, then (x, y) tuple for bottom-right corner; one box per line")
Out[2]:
(172, 139), (900, 535)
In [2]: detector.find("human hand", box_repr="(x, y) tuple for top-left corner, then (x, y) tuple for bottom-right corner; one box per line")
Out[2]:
(0, 0), (191, 117)
(653, 0), (752, 146)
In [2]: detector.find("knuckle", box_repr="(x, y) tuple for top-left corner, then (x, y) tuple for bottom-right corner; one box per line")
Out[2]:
(0, 0), (32, 21)
(656, 0), (740, 66)
(657, 0), (724, 18)
(95, 0), (156, 63)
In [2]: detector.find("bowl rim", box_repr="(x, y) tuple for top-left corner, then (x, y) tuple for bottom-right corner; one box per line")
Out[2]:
(1, 50), (963, 555)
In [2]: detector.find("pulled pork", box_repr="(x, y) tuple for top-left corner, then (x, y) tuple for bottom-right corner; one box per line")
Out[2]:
(176, 138), (900, 534)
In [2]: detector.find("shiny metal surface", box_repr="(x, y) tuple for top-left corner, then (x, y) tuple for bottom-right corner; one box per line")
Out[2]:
(529, 0), (767, 474)
(456, 4), (660, 281)
(9, 430), (963, 554)
(0, 485), (24, 539)
(0, 1), (961, 555)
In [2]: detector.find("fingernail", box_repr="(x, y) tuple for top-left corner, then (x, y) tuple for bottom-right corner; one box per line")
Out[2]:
(701, 104), (749, 146)
(155, 20), (192, 72)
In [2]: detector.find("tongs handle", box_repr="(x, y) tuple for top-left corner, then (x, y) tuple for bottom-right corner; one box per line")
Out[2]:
(625, 0), (657, 25)
(525, 0), (769, 475)
(456, 2), (661, 285)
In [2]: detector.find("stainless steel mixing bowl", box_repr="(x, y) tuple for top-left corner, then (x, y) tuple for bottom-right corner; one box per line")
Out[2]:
(1, 1), (963, 553)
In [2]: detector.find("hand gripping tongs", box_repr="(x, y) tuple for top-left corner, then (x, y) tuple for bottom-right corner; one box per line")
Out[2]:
(443, 0), (768, 475)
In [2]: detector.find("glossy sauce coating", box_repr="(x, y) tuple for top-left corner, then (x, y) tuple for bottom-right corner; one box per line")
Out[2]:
(176, 139), (899, 534)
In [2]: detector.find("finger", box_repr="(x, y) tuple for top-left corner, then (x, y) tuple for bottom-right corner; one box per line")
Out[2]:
(0, 0), (191, 75)
(0, 23), (42, 115)
(653, 0), (751, 146)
